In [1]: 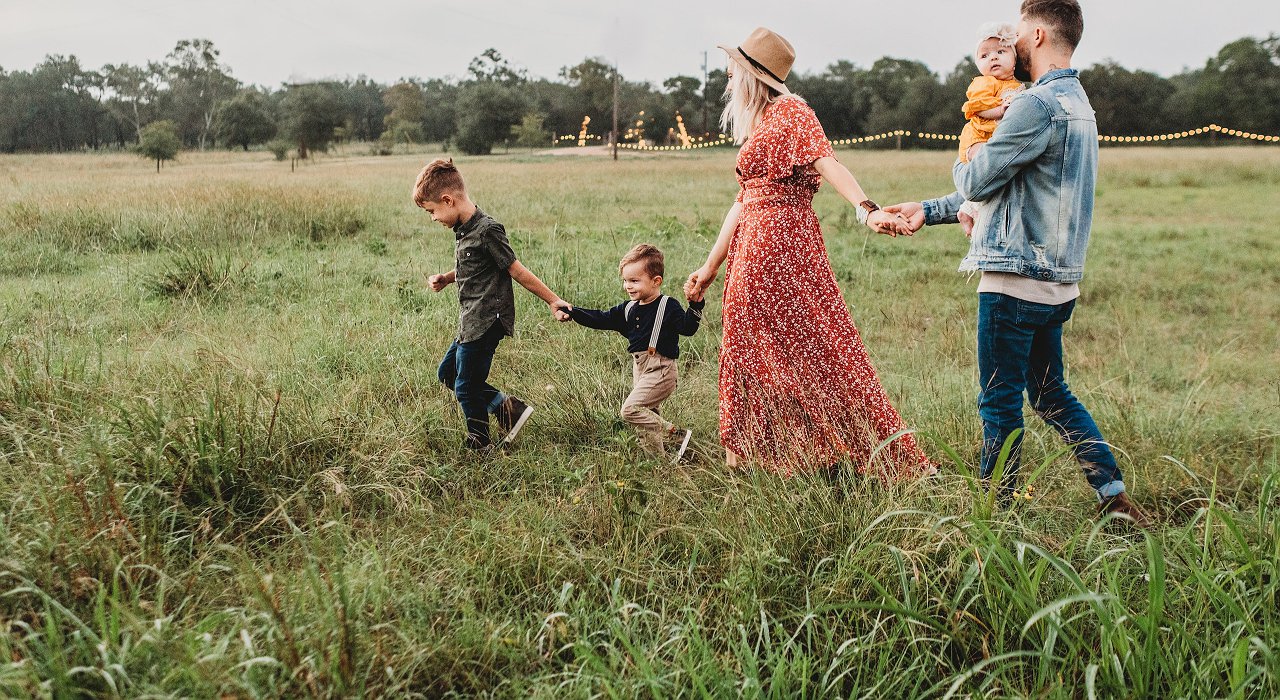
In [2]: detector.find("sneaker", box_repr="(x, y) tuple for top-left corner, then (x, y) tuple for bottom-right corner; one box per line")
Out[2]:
(496, 396), (534, 444)
(1098, 493), (1153, 528)
(671, 427), (693, 463)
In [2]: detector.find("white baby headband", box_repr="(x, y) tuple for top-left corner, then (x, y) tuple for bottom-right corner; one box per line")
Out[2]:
(975, 22), (1017, 50)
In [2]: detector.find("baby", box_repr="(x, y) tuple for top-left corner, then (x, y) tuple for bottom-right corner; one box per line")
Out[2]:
(957, 22), (1025, 235)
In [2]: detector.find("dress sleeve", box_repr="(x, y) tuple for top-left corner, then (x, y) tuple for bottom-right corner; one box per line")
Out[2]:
(760, 99), (835, 181)
(963, 76), (1004, 119)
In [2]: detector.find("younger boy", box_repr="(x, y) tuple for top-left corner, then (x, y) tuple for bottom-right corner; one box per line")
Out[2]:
(564, 244), (704, 461)
(414, 158), (571, 450)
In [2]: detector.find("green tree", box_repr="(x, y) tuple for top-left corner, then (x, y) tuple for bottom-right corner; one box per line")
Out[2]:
(510, 112), (551, 149)
(281, 82), (345, 158)
(136, 119), (180, 171)
(454, 81), (526, 155)
(165, 39), (239, 149)
(468, 48), (527, 84)
(215, 89), (276, 150)
(382, 81), (427, 144)
(103, 62), (164, 142)
(421, 79), (459, 145)
(1081, 61), (1176, 137)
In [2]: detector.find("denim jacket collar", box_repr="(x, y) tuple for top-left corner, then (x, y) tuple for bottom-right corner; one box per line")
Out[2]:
(1035, 67), (1078, 86)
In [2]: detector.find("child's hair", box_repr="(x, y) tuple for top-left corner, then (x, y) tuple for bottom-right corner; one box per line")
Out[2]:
(975, 22), (1017, 55)
(619, 244), (664, 279)
(412, 158), (466, 205)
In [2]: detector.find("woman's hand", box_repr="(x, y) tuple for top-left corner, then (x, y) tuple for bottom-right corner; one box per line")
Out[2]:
(685, 265), (719, 300)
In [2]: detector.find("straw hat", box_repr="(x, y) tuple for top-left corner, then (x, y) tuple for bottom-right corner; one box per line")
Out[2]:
(717, 27), (794, 95)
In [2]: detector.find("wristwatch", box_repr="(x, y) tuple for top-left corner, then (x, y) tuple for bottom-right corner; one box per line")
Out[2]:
(856, 199), (880, 225)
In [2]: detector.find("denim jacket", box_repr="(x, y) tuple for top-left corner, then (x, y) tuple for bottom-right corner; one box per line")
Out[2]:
(924, 69), (1098, 283)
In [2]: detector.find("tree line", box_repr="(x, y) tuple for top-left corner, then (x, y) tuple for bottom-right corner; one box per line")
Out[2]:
(2, 35), (1277, 157)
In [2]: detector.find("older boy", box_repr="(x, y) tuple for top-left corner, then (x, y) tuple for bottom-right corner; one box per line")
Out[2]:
(414, 158), (571, 450)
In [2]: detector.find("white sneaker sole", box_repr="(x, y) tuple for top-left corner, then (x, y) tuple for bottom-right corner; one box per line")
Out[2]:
(502, 405), (534, 444)
(672, 429), (692, 463)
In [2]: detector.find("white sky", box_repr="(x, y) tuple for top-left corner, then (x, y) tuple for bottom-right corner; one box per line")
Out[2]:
(3, 0), (1278, 86)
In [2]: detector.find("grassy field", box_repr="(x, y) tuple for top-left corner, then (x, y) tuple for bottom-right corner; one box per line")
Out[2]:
(0, 145), (1277, 697)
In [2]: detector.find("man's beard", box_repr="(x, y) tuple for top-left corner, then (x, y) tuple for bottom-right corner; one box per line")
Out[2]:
(1014, 44), (1033, 82)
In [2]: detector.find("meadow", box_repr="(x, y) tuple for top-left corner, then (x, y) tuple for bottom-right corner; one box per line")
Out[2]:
(0, 144), (1277, 697)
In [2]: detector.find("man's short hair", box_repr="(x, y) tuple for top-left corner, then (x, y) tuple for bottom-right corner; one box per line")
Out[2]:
(619, 244), (664, 278)
(1021, 0), (1084, 51)
(412, 158), (466, 205)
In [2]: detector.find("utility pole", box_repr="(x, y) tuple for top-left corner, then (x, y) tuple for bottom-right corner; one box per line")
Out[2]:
(701, 50), (709, 136)
(612, 64), (620, 161)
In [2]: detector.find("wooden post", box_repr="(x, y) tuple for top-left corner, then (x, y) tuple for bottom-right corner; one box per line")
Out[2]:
(612, 66), (620, 161)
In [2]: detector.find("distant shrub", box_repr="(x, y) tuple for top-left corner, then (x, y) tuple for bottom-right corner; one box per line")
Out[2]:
(267, 139), (292, 161)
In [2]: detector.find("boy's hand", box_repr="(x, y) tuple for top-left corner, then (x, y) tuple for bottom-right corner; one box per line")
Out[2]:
(427, 273), (452, 292)
(550, 299), (573, 322)
(685, 265), (717, 300)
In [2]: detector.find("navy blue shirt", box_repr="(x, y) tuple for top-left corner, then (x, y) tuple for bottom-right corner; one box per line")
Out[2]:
(570, 296), (705, 360)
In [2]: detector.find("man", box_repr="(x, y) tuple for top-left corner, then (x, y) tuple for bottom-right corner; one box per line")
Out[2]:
(886, 0), (1151, 525)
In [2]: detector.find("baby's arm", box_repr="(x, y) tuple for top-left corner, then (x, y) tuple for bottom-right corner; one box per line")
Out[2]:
(975, 105), (1007, 120)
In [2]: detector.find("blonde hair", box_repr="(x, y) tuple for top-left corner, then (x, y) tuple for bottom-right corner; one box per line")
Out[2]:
(619, 244), (664, 278)
(719, 67), (804, 144)
(975, 22), (1017, 56)
(412, 158), (466, 206)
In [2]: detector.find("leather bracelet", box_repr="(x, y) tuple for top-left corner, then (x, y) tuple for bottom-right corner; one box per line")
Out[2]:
(856, 199), (879, 226)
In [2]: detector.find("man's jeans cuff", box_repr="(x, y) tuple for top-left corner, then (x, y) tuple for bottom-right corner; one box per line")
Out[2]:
(487, 392), (508, 414)
(1096, 481), (1126, 502)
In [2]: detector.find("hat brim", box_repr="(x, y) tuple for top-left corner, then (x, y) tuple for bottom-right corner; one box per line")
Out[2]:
(717, 45), (791, 95)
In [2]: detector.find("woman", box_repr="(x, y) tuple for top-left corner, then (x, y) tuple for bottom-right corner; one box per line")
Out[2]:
(685, 27), (931, 478)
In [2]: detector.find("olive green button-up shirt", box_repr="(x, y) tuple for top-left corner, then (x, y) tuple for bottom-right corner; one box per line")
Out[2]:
(453, 208), (518, 343)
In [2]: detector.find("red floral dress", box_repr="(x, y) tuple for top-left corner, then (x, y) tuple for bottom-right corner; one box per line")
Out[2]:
(719, 97), (930, 478)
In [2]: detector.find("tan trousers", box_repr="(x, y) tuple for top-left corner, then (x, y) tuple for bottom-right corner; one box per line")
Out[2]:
(621, 352), (677, 454)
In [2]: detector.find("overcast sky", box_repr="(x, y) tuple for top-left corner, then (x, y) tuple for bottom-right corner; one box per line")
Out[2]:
(3, 1), (1278, 87)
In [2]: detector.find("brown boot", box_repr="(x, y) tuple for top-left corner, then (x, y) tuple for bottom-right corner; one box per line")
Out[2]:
(1098, 493), (1153, 528)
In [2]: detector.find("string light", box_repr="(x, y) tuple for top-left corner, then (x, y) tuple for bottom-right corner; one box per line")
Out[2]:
(556, 122), (1280, 151)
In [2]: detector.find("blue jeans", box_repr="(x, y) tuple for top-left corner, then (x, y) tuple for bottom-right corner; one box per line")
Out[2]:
(438, 322), (508, 447)
(977, 293), (1124, 500)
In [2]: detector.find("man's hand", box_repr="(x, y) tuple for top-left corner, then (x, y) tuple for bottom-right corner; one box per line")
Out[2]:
(958, 210), (975, 238)
(882, 202), (925, 234)
(965, 142), (985, 162)
(427, 272), (453, 292)
(551, 299), (573, 322)
(867, 210), (914, 237)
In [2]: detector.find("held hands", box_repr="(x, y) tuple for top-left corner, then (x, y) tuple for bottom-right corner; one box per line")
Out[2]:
(867, 210), (915, 238)
(684, 265), (717, 302)
(550, 299), (573, 322)
(881, 202), (926, 235)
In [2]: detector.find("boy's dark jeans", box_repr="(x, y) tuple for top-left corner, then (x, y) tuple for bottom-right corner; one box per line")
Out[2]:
(977, 293), (1125, 500)
(438, 322), (508, 447)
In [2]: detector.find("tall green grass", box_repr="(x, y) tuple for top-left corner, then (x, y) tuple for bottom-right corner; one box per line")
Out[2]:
(0, 147), (1277, 697)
